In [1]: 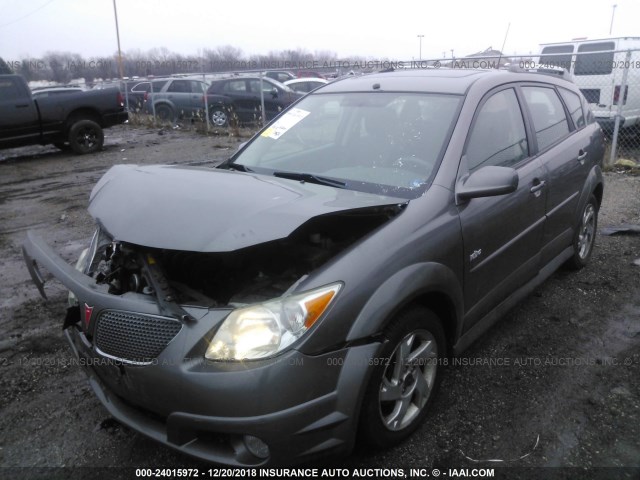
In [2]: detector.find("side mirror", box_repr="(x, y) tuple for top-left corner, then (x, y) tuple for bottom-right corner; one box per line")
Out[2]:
(271, 87), (278, 98)
(456, 165), (518, 203)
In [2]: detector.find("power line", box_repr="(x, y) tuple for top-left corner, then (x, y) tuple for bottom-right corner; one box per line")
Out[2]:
(0, 0), (57, 28)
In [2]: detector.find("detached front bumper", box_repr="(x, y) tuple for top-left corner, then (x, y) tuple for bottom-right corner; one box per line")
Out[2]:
(22, 231), (379, 465)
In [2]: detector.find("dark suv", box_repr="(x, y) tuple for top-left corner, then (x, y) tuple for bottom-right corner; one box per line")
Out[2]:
(206, 76), (303, 126)
(23, 68), (604, 466)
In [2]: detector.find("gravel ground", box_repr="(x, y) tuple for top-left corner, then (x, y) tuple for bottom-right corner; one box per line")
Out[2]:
(0, 125), (638, 480)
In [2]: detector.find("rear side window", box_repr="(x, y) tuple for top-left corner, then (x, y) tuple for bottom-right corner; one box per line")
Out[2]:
(132, 82), (151, 92)
(522, 86), (570, 151)
(466, 88), (528, 171)
(575, 42), (615, 76)
(0, 78), (24, 101)
(540, 45), (574, 70)
(559, 88), (585, 129)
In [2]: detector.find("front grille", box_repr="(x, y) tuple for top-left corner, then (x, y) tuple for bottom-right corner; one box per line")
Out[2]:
(95, 310), (182, 364)
(580, 88), (600, 104)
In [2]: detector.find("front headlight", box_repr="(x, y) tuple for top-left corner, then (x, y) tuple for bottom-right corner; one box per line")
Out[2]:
(68, 227), (112, 307)
(205, 283), (342, 360)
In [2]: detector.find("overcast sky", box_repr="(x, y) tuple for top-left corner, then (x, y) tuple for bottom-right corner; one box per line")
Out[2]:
(1, 0), (638, 62)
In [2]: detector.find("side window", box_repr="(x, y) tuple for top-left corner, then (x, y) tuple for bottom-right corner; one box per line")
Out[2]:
(167, 80), (190, 93)
(249, 80), (276, 93)
(466, 88), (528, 171)
(522, 86), (570, 151)
(190, 81), (205, 94)
(151, 80), (168, 91)
(225, 80), (247, 93)
(0, 79), (24, 101)
(559, 88), (585, 129)
(131, 82), (150, 92)
(574, 42), (615, 76)
(539, 45), (574, 70)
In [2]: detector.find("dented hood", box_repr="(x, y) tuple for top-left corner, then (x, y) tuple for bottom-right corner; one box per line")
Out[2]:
(89, 164), (405, 252)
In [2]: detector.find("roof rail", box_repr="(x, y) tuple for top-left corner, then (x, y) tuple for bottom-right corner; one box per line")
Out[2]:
(503, 63), (574, 83)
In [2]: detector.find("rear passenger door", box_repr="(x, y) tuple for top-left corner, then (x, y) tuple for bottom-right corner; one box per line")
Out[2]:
(164, 80), (193, 114)
(222, 80), (256, 121)
(520, 85), (591, 263)
(458, 87), (547, 328)
(0, 77), (39, 145)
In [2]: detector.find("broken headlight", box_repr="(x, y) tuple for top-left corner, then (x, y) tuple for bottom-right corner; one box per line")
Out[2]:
(205, 283), (341, 360)
(68, 227), (112, 307)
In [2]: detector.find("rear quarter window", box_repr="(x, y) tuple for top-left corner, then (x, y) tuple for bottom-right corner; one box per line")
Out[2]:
(559, 88), (586, 129)
(0, 79), (24, 101)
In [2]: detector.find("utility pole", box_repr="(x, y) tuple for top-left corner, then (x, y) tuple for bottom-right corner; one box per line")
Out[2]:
(112, 0), (124, 79)
(609, 4), (617, 35)
(417, 35), (424, 60)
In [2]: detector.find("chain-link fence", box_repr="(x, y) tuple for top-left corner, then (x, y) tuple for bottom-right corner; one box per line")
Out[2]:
(110, 45), (640, 166)
(521, 46), (640, 166)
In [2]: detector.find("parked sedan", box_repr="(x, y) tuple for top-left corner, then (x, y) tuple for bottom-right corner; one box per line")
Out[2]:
(23, 68), (604, 466)
(284, 77), (328, 93)
(206, 76), (303, 126)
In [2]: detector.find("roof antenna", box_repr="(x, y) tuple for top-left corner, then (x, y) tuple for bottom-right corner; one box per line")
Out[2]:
(497, 22), (511, 68)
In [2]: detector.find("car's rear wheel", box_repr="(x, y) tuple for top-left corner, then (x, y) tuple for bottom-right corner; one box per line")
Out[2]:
(359, 306), (445, 448)
(68, 120), (104, 154)
(210, 105), (229, 127)
(566, 194), (598, 270)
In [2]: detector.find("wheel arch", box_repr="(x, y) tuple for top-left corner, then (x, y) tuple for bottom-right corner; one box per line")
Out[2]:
(152, 101), (175, 111)
(576, 165), (604, 218)
(346, 262), (463, 351)
(65, 108), (102, 131)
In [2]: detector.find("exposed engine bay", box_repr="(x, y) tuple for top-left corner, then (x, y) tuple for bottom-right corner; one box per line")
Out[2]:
(88, 206), (403, 308)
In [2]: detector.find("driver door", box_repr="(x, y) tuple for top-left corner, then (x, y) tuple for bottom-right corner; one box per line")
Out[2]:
(458, 86), (547, 329)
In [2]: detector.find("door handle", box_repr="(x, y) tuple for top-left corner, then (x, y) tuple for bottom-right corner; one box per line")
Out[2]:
(15, 104), (29, 108)
(530, 180), (546, 194)
(577, 149), (588, 163)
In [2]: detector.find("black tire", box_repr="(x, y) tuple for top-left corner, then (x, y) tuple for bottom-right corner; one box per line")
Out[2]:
(359, 306), (446, 449)
(68, 120), (104, 155)
(155, 104), (175, 123)
(209, 105), (230, 127)
(565, 194), (598, 270)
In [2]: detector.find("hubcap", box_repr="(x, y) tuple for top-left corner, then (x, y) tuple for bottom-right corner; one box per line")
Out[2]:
(577, 203), (595, 259)
(379, 330), (437, 431)
(211, 110), (227, 126)
(79, 128), (96, 148)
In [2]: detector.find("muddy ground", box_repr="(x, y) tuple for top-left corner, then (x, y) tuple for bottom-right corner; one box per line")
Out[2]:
(0, 125), (638, 479)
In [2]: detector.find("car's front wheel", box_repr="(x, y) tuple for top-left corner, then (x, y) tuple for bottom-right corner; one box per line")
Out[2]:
(566, 194), (598, 270)
(359, 306), (445, 448)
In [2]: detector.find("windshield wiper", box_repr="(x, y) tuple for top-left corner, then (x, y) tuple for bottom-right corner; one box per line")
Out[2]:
(222, 162), (252, 172)
(273, 171), (347, 188)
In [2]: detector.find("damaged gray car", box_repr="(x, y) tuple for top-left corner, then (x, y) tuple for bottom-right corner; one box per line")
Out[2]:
(23, 68), (605, 466)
